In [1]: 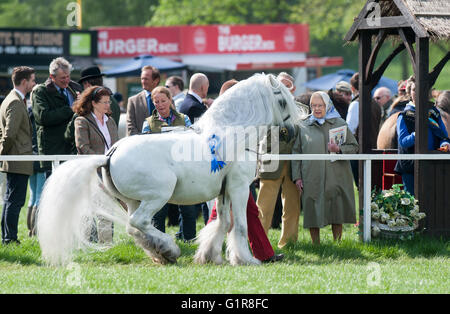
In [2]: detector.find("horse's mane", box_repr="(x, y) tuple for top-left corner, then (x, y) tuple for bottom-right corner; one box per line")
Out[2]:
(194, 73), (304, 135)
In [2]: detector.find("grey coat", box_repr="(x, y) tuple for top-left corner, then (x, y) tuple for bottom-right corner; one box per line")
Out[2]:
(291, 117), (358, 228)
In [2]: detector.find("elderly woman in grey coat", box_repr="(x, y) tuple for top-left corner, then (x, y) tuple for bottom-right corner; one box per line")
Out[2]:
(72, 86), (119, 244)
(291, 91), (358, 245)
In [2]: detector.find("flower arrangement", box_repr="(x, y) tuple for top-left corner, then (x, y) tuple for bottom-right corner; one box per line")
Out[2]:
(371, 184), (426, 238)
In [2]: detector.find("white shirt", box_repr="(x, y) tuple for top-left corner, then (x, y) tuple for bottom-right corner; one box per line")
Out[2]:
(346, 100), (359, 135)
(14, 88), (25, 101)
(188, 91), (203, 104)
(91, 113), (111, 154)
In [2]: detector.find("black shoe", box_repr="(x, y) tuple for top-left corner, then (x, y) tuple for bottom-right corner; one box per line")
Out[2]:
(263, 253), (284, 263)
(3, 239), (21, 245)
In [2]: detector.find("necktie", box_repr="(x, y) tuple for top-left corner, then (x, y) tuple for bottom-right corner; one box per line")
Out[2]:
(60, 88), (69, 106)
(147, 94), (155, 115)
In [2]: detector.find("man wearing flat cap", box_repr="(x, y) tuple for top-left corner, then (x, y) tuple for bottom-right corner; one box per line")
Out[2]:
(327, 81), (353, 120)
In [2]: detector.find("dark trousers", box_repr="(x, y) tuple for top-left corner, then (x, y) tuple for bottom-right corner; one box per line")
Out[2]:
(167, 203), (180, 226)
(178, 204), (199, 241)
(402, 173), (414, 196)
(350, 159), (359, 188)
(1, 173), (29, 242)
(152, 203), (198, 241)
(199, 202), (209, 225)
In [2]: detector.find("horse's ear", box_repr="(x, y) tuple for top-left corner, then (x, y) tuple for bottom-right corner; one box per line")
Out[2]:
(267, 74), (279, 89)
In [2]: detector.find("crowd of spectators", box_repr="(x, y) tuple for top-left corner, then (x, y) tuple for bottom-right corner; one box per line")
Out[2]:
(1, 57), (449, 260)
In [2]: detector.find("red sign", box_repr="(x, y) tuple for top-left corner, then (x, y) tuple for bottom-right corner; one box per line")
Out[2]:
(180, 24), (309, 55)
(96, 24), (309, 58)
(97, 26), (181, 58)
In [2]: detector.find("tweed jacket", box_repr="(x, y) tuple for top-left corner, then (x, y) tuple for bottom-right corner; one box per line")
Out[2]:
(126, 90), (151, 136)
(74, 114), (119, 155)
(257, 124), (298, 180)
(32, 78), (82, 170)
(0, 90), (33, 175)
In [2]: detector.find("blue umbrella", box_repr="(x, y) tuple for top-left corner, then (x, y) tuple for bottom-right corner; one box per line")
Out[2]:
(304, 69), (399, 96)
(105, 55), (187, 77)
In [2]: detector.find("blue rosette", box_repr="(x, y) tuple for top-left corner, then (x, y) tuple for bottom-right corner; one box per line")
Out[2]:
(208, 134), (226, 173)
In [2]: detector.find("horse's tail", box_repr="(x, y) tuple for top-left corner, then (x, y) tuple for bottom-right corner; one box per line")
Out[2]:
(37, 155), (127, 266)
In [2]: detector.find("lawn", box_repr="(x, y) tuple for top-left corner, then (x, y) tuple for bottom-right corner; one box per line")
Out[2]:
(0, 197), (449, 294)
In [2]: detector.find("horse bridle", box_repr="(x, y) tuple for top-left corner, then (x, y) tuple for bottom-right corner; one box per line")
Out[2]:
(273, 90), (291, 122)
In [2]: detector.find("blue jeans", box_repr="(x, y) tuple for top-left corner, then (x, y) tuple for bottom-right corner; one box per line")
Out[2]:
(28, 172), (46, 207)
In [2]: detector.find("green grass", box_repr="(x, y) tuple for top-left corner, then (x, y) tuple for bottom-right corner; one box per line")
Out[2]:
(1, 197), (449, 294)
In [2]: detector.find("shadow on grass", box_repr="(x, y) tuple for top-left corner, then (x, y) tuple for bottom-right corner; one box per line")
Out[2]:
(369, 235), (450, 259)
(0, 240), (42, 266)
(280, 234), (449, 266)
(282, 240), (371, 265)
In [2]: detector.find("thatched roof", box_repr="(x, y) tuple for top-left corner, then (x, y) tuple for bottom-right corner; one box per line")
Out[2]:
(345, 0), (450, 41)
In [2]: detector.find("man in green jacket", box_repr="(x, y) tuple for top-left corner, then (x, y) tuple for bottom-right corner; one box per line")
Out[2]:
(0, 66), (35, 244)
(32, 57), (82, 176)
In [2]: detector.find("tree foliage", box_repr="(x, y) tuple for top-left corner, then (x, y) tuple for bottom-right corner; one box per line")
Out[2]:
(0, 0), (159, 28)
(0, 0), (364, 69)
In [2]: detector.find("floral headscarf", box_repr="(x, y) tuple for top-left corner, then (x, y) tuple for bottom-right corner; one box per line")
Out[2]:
(309, 91), (341, 125)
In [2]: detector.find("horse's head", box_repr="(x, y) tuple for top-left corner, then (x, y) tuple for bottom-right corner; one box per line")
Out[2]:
(266, 74), (305, 127)
(194, 73), (306, 133)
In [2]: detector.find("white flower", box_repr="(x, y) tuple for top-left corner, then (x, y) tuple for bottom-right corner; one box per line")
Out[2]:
(372, 212), (380, 220)
(383, 191), (394, 198)
(372, 225), (380, 237)
(416, 212), (426, 220)
(387, 220), (396, 228)
(401, 198), (411, 205)
(371, 202), (379, 211)
(396, 218), (406, 226)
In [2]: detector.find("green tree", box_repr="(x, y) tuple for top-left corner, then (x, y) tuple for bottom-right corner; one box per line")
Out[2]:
(149, 0), (296, 26)
(0, 0), (159, 28)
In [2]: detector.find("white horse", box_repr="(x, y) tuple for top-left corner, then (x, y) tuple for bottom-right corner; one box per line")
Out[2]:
(36, 73), (305, 266)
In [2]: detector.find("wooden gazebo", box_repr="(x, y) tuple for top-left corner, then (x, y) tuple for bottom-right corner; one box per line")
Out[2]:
(344, 0), (450, 237)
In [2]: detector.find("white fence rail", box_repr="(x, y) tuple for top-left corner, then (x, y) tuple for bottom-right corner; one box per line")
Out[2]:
(2, 153), (450, 243)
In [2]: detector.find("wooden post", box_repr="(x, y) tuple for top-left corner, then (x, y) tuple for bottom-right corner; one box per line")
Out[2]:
(358, 31), (372, 240)
(415, 36), (429, 196)
(415, 36), (433, 234)
(414, 37), (429, 155)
